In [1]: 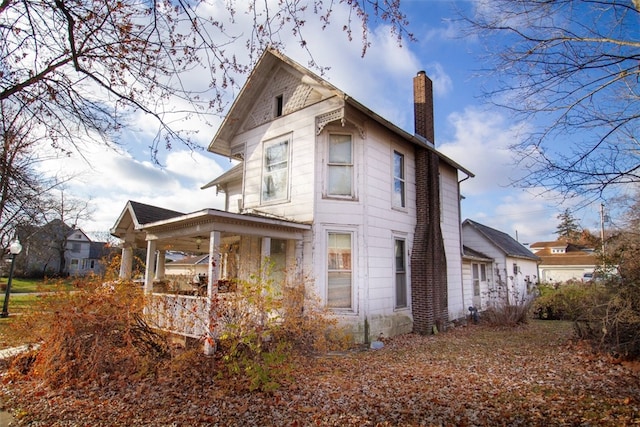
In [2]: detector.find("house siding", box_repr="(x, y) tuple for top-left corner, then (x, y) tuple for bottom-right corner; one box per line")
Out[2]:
(440, 164), (465, 320)
(312, 120), (416, 342)
(233, 98), (341, 222)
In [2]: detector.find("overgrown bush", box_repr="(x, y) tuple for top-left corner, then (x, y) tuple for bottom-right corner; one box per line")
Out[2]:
(215, 267), (349, 392)
(9, 279), (169, 387)
(574, 281), (640, 360)
(7, 257), (349, 391)
(532, 282), (609, 321)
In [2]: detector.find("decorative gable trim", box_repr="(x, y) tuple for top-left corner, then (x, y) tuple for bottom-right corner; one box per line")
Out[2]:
(316, 108), (366, 139)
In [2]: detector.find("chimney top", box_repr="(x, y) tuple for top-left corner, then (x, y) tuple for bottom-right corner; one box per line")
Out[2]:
(413, 71), (435, 144)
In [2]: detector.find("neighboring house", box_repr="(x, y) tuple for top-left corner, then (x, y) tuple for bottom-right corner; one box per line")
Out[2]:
(65, 229), (109, 276)
(530, 240), (598, 283)
(17, 220), (107, 277)
(164, 254), (210, 277)
(111, 49), (474, 350)
(462, 219), (540, 307)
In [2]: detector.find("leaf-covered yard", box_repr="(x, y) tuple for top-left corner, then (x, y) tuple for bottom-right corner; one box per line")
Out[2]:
(1, 320), (639, 426)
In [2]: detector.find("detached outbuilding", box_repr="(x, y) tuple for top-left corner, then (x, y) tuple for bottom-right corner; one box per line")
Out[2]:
(462, 219), (540, 310)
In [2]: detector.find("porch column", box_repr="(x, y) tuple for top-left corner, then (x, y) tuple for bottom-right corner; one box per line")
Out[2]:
(155, 249), (166, 280)
(144, 240), (157, 293)
(261, 237), (271, 279)
(206, 231), (221, 299)
(204, 231), (221, 356)
(119, 243), (134, 280)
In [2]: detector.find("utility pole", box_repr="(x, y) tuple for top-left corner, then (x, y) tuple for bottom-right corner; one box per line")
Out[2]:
(600, 203), (605, 254)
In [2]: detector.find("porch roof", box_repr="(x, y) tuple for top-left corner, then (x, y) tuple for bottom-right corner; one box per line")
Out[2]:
(141, 208), (311, 253)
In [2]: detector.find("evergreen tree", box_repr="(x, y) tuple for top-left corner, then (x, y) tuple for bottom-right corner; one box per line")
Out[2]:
(555, 209), (581, 242)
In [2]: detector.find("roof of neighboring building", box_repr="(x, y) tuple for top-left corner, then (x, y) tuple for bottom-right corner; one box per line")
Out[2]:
(462, 246), (493, 262)
(463, 219), (540, 261)
(532, 245), (598, 266)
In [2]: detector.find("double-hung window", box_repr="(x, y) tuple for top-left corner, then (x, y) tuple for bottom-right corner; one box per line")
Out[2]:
(327, 134), (353, 197)
(394, 238), (407, 308)
(327, 232), (352, 309)
(393, 151), (405, 208)
(262, 138), (290, 203)
(472, 264), (481, 297)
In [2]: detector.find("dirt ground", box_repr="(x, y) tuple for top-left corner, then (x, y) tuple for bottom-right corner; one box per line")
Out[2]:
(1, 320), (639, 426)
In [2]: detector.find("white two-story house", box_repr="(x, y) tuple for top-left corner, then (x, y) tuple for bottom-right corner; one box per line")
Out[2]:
(111, 49), (474, 348)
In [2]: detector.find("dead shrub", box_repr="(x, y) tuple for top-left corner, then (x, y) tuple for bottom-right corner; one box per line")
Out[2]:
(9, 279), (170, 387)
(481, 298), (533, 327)
(215, 266), (349, 392)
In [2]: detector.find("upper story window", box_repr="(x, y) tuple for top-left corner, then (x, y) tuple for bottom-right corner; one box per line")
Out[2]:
(274, 94), (284, 117)
(327, 133), (353, 197)
(393, 151), (405, 208)
(261, 137), (290, 204)
(71, 243), (81, 253)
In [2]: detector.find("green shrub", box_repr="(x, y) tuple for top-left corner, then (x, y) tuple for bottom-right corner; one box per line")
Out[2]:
(533, 283), (608, 321)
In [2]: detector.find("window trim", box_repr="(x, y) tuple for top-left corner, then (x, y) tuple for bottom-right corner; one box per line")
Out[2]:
(260, 135), (291, 205)
(326, 230), (355, 312)
(394, 237), (408, 309)
(325, 132), (356, 199)
(392, 150), (406, 209)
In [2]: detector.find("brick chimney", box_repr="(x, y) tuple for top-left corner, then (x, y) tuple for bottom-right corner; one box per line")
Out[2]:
(413, 71), (434, 143)
(410, 71), (448, 335)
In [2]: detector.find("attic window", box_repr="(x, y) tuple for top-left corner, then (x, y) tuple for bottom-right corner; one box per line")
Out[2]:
(275, 94), (284, 117)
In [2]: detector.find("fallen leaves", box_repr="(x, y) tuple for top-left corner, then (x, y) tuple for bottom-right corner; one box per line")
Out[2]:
(1, 320), (639, 426)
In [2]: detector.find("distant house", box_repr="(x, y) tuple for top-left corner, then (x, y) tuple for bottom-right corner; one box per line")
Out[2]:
(17, 221), (108, 277)
(164, 254), (210, 277)
(462, 219), (540, 308)
(111, 48), (475, 350)
(529, 240), (598, 283)
(65, 229), (109, 276)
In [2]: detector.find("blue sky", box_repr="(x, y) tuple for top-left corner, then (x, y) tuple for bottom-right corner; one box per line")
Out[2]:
(40, 0), (608, 245)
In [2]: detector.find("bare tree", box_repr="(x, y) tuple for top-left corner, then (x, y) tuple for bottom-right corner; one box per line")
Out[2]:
(462, 1), (639, 201)
(0, 101), (52, 249)
(1, 0), (411, 163)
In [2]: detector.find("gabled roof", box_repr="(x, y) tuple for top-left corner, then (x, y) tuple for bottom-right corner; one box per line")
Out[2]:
(207, 48), (473, 178)
(66, 228), (90, 241)
(111, 200), (185, 235)
(463, 219), (539, 261)
(127, 201), (184, 225)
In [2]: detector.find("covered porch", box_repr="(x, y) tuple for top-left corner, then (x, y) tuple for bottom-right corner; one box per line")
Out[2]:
(111, 203), (311, 353)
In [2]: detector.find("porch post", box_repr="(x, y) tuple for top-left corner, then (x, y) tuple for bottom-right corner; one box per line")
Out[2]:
(204, 231), (221, 355)
(155, 249), (166, 280)
(119, 243), (134, 280)
(144, 240), (157, 293)
(261, 237), (271, 279)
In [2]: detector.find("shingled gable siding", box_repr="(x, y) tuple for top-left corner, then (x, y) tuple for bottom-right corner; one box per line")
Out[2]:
(410, 71), (448, 334)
